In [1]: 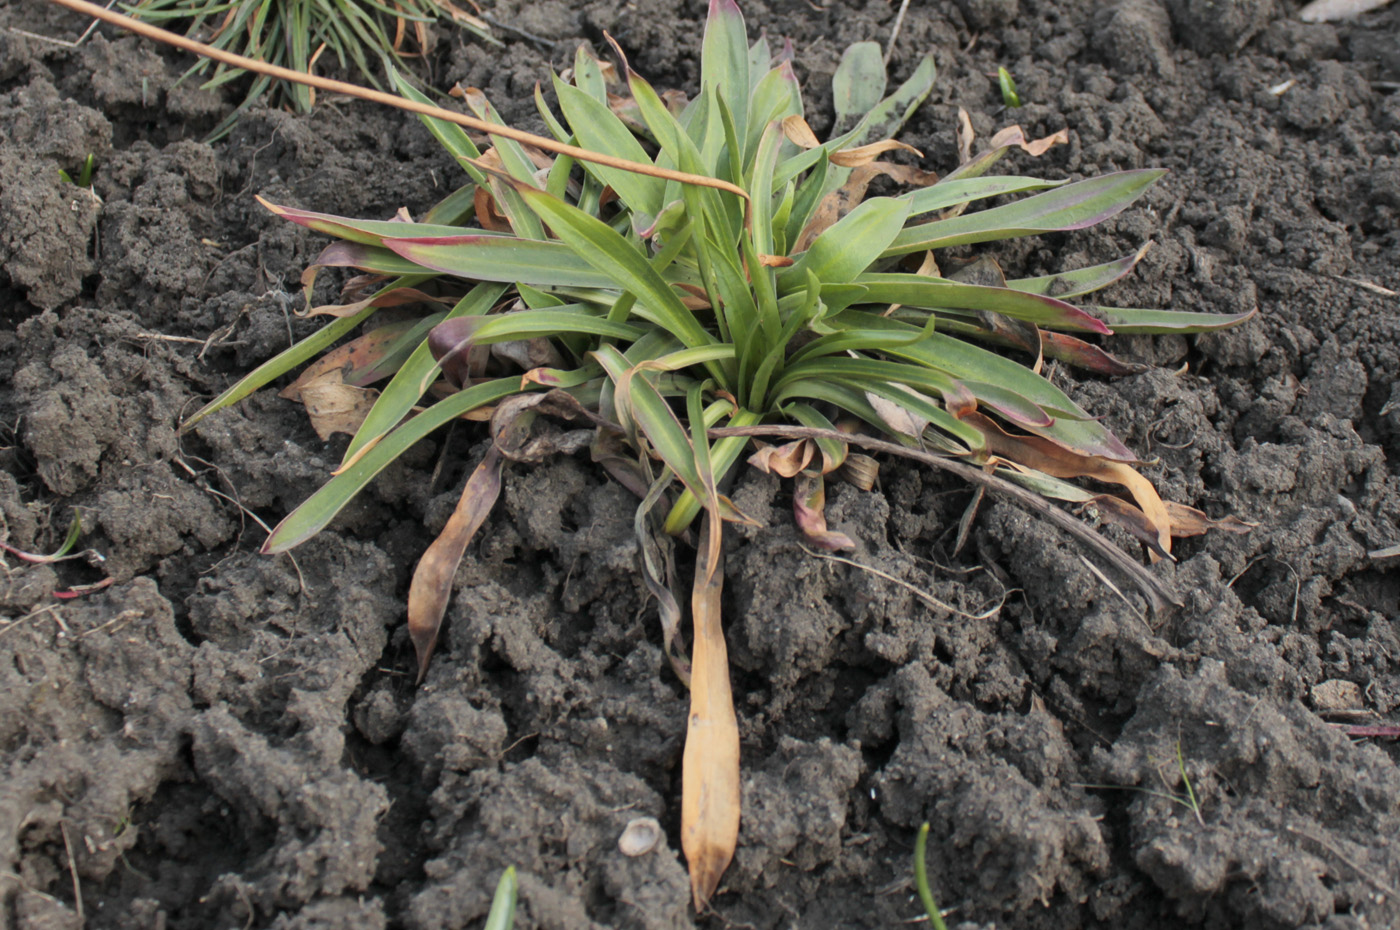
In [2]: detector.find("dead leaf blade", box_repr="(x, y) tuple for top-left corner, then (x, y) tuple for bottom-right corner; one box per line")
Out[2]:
(406, 447), (504, 682)
(682, 513), (740, 911)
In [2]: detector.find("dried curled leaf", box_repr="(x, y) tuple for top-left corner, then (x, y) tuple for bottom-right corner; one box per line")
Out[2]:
(682, 514), (740, 911)
(793, 473), (856, 551)
(294, 370), (380, 440)
(748, 439), (815, 478)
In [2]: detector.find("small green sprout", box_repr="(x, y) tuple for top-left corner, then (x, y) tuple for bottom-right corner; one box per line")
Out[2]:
(58, 153), (97, 187)
(997, 67), (1022, 108)
(914, 823), (950, 930)
(485, 867), (518, 930)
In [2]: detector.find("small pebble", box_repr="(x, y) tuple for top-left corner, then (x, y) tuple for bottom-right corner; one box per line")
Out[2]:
(618, 817), (663, 857)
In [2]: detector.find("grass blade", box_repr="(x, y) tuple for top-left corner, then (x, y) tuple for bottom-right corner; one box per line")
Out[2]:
(407, 446), (504, 680)
(341, 282), (508, 466)
(886, 170), (1166, 256)
(263, 377), (526, 552)
(513, 186), (717, 353)
(852, 274), (1112, 334)
(484, 868), (518, 930)
(1094, 305), (1259, 333)
(781, 197), (912, 287)
(382, 234), (622, 289)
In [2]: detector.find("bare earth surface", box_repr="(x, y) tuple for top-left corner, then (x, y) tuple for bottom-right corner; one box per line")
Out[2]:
(1, 0), (1398, 927)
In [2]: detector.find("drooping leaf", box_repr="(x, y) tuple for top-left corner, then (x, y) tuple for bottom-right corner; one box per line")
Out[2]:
(963, 411), (1172, 559)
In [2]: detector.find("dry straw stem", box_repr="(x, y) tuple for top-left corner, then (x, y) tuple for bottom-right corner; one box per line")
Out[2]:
(44, 0), (749, 201)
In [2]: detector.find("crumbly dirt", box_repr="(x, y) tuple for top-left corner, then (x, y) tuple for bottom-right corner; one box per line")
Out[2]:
(2, 0), (1398, 927)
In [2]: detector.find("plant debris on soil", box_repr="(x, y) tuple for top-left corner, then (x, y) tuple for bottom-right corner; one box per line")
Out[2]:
(2, 0), (1398, 928)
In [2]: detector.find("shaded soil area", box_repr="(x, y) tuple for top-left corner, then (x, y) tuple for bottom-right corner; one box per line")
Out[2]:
(2, 0), (1399, 927)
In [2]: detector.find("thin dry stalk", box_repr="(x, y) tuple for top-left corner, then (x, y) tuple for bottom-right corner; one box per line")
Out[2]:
(45, 0), (750, 201)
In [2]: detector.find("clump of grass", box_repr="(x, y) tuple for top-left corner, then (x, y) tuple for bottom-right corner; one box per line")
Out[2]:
(124, 0), (497, 137)
(152, 0), (1255, 906)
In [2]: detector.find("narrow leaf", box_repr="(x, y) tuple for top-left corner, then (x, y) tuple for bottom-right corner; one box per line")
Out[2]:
(852, 274), (1112, 334)
(408, 447), (504, 681)
(781, 197), (912, 288)
(1094, 306), (1259, 334)
(831, 41), (886, 134)
(382, 234), (621, 289)
(682, 512), (741, 911)
(886, 170), (1167, 256)
(263, 377), (527, 552)
(1008, 244), (1151, 299)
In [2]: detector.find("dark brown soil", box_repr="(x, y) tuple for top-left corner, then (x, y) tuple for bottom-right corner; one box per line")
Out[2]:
(2, 0), (1399, 927)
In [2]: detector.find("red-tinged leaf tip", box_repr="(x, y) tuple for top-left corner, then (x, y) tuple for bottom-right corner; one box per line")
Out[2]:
(254, 194), (287, 217)
(521, 368), (562, 387)
(709, 0), (742, 19)
(603, 32), (632, 78)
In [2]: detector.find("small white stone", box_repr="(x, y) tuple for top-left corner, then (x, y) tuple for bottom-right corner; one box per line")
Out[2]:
(617, 817), (663, 857)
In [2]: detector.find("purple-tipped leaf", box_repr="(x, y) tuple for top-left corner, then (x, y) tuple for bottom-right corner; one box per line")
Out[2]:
(885, 170), (1166, 256)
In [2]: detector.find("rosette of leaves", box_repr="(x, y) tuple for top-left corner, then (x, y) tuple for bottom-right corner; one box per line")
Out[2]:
(183, 0), (1252, 906)
(124, 0), (496, 137)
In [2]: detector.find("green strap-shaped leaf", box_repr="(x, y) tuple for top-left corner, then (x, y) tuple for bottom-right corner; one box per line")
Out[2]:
(593, 345), (750, 527)
(573, 44), (609, 103)
(1093, 306), (1259, 334)
(832, 310), (1136, 461)
(484, 868), (518, 930)
(885, 170), (1166, 256)
(781, 197), (912, 289)
(702, 0), (750, 156)
(311, 240), (441, 276)
(663, 406), (762, 535)
(1007, 247), (1148, 299)
(771, 378), (981, 455)
(851, 274), (1112, 334)
(390, 67), (488, 186)
(902, 176), (1065, 219)
(457, 307), (649, 346)
(260, 200), (498, 246)
(744, 62), (802, 164)
(513, 186), (717, 352)
(264, 377), (529, 552)
(553, 79), (665, 218)
(381, 234), (621, 289)
(774, 355), (966, 408)
(342, 282), (509, 466)
(181, 274), (433, 431)
(831, 41), (886, 135)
